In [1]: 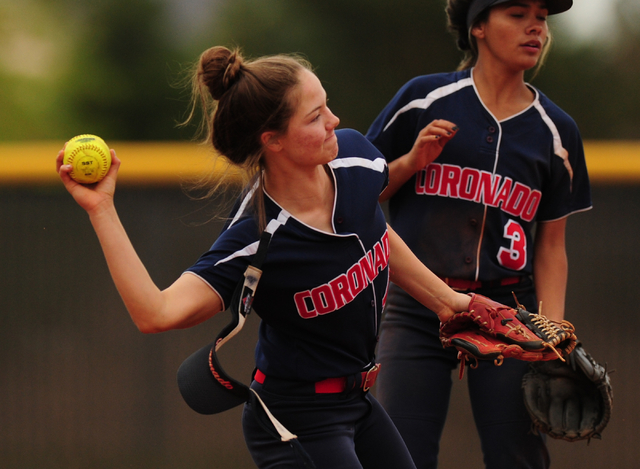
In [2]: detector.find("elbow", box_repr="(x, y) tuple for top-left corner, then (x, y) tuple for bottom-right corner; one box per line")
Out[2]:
(131, 310), (204, 334)
(130, 314), (175, 334)
(134, 320), (170, 334)
(136, 323), (167, 334)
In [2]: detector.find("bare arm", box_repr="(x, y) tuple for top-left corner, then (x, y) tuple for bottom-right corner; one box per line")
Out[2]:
(57, 148), (223, 333)
(387, 225), (470, 322)
(533, 218), (568, 322)
(380, 120), (458, 202)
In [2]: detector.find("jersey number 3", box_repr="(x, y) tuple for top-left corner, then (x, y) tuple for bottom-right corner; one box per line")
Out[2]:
(497, 219), (526, 271)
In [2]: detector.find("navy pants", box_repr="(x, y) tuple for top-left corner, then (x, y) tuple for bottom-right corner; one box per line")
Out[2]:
(376, 282), (550, 469)
(242, 377), (417, 469)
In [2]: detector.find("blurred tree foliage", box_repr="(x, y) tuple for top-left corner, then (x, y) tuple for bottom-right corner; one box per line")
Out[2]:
(55, 0), (187, 140)
(205, 0), (461, 134)
(535, 0), (640, 140)
(0, 0), (193, 141)
(0, 0), (638, 141)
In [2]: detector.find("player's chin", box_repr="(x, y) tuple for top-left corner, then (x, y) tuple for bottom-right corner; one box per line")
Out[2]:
(327, 144), (339, 162)
(518, 53), (541, 70)
(321, 139), (338, 162)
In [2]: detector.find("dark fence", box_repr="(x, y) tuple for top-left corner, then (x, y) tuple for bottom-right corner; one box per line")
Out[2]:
(1, 183), (638, 468)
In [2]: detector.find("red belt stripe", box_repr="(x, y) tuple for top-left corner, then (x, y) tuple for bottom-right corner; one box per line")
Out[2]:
(254, 364), (381, 394)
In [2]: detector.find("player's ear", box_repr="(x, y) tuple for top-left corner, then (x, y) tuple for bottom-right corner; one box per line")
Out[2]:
(261, 131), (283, 153)
(471, 21), (486, 40)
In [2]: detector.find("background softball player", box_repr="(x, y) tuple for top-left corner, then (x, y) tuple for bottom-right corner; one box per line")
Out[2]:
(366, 0), (591, 468)
(56, 45), (474, 468)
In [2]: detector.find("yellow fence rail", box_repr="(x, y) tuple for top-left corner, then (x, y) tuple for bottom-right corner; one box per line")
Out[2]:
(0, 140), (638, 186)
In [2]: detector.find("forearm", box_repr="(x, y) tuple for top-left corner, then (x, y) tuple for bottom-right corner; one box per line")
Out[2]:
(88, 203), (168, 327)
(533, 219), (568, 322)
(533, 247), (567, 322)
(387, 226), (469, 321)
(88, 203), (220, 332)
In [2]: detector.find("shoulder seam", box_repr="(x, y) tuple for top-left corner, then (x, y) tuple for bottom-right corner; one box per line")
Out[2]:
(329, 156), (387, 173)
(215, 209), (290, 267)
(383, 77), (474, 132)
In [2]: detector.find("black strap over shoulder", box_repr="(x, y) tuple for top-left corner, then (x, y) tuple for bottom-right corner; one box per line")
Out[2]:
(177, 230), (272, 414)
(215, 230), (272, 350)
(176, 231), (316, 468)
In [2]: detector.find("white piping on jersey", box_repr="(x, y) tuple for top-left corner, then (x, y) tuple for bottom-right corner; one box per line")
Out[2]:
(468, 73), (565, 281)
(329, 156), (387, 174)
(182, 271), (225, 309)
(382, 77), (474, 132)
(480, 80), (574, 187)
(263, 189), (351, 238)
(218, 155), (387, 267)
(533, 101), (574, 188)
(382, 70), (582, 281)
(215, 208), (291, 267)
(538, 205), (593, 223)
(326, 154), (388, 332)
(470, 72), (502, 281)
(329, 162), (339, 233)
(327, 156), (385, 233)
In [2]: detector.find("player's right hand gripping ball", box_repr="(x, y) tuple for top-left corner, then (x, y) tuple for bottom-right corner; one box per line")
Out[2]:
(63, 134), (111, 184)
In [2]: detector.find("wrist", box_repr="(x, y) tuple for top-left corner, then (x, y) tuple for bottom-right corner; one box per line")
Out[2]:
(88, 199), (118, 224)
(402, 150), (423, 174)
(457, 292), (472, 312)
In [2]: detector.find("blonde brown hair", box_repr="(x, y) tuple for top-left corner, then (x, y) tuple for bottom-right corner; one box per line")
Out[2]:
(183, 46), (312, 230)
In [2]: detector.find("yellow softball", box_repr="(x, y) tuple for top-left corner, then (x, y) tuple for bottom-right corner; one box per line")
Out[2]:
(63, 134), (112, 184)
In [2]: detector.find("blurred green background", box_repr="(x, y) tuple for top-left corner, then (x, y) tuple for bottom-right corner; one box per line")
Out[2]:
(2, 1), (640, 468)
(1, 0), (639, 142)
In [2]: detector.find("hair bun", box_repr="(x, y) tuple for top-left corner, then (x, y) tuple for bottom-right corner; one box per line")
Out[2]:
(198, 46), (245, 100)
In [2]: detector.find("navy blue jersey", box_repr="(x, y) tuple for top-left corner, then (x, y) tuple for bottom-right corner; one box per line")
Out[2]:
(186, 129), (389, 382)
(366, 69), (592, 281)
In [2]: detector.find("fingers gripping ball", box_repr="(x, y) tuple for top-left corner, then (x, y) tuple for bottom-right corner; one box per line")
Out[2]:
(63, 135), (111, 184)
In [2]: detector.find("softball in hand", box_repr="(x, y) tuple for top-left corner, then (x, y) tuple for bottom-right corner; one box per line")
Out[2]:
(63, 134), (111, 184)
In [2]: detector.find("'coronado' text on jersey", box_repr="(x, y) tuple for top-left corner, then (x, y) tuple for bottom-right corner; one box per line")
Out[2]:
(294, 232), (390, 319)
(416, 163), (542, 223)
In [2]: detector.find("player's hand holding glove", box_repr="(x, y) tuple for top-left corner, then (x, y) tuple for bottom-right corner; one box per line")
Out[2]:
(439, 294), (577, 377)
(522, 343), (613, 442)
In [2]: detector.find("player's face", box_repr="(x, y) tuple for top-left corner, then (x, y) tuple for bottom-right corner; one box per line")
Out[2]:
(274, 69), (340, 168)
(473, 0), (549, 72)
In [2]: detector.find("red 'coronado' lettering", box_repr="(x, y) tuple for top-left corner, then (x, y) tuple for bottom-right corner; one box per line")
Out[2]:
(294, 232), (389, 319)
(329, 274), (355, 310)
(459, 168), (480, 201)
(347, 263), (365, 295)
(475, 172), (501, 205)
(439, 164), (461, 198)
(416, 163), (541, 223)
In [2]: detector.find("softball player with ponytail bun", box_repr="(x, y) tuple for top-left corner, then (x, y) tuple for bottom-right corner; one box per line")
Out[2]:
(56, 44), (484, 468)
(367, 1), (591, 468)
